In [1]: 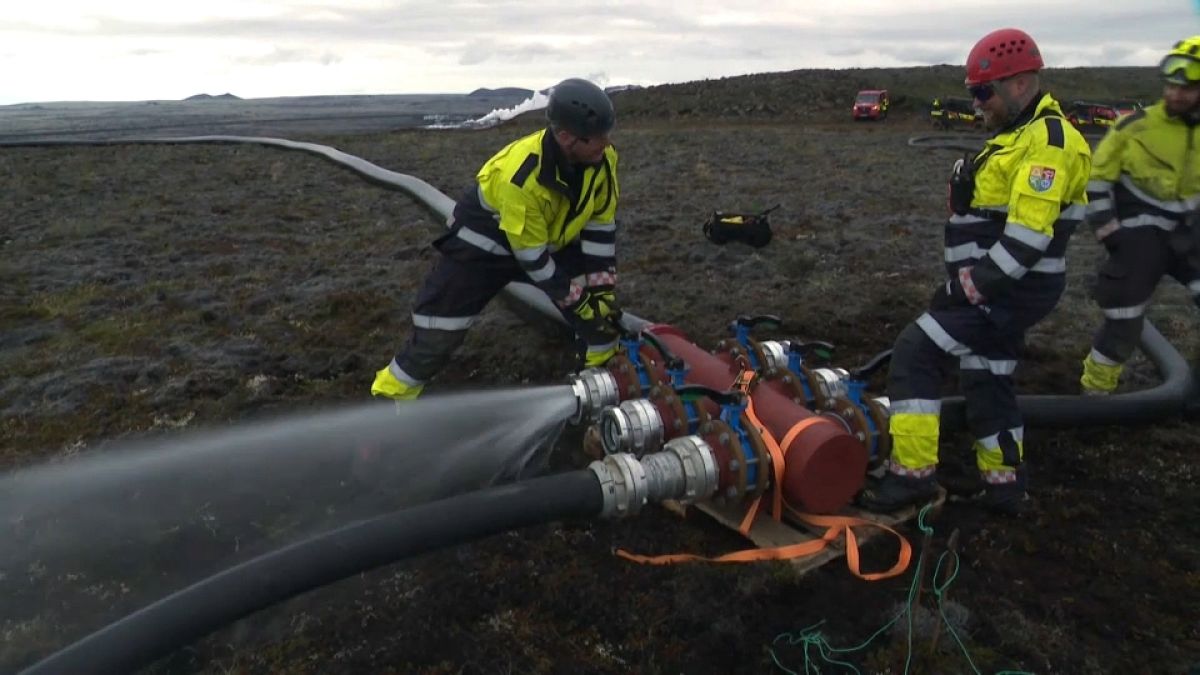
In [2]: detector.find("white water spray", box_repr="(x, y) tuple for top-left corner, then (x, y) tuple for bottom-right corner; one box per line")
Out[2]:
(424, 90), (550, 130)
(0, 385), (579, 667)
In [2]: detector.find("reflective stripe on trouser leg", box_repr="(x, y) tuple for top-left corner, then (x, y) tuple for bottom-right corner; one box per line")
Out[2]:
(917, 306), (1027, 477)
(959, 353), (1021, 471)
(384, 252), (520, 392)
(1092, 228), (1168, 366)
(974, 427), (1024, 481)
(939, 310), (1024, 473)
(584, 337), (619, 367)
(395, 326), (470, 380)
(922, 280), (1060, 482)
(885, 321), (948, 474)
(1080, 348), (1123, 394)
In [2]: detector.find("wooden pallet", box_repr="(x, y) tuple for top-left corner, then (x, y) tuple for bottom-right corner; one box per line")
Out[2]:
(669, 488), (947, 575)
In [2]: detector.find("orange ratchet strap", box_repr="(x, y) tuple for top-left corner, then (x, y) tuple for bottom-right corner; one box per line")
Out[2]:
(614, 369), (912, 580)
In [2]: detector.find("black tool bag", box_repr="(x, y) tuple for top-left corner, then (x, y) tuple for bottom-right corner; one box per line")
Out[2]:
(703, 204), (780, 248)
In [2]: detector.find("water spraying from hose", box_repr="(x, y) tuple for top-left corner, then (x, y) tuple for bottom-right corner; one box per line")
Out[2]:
(1, 385), (578, 670)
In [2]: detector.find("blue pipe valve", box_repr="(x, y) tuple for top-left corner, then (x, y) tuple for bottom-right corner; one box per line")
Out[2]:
(728, 314), (783, 370)
(784, 339), (835, 407)
(616, 333), (657, 398)
(840, 348), (894, 461)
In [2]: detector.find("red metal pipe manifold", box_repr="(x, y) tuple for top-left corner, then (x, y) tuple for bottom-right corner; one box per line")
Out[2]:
(570, 324), (868, 512)
(646, 324), (867, 513)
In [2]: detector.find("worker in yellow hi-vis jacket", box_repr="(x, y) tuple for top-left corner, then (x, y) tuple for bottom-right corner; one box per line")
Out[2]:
(859, 28), (1092, 517)
(1080, 36), (1200, 396)
(372, 78), (622, 400)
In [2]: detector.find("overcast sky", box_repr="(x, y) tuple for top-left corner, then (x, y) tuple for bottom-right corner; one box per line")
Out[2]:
(1, 0), (1197, 104)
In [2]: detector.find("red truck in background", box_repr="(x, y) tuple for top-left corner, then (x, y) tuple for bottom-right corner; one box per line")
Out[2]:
(852, 89), (889, 121)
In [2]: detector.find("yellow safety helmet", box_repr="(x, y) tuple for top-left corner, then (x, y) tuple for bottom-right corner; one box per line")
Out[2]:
(1161, 35), (1200, 84)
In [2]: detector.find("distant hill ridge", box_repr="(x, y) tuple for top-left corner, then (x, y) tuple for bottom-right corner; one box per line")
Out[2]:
(467, 87), (534, 98)
(185, 93), (242, 101)
(468, 83), (644, 99)
(608, 65), (1161, 121)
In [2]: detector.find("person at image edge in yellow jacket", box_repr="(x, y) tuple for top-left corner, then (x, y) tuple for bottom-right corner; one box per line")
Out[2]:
(1079, 36), (1200, 395)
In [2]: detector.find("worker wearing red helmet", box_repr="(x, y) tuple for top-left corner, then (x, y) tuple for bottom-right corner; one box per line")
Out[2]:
(860, 29), (1092, 516)
(1079, 36), (1200, 395)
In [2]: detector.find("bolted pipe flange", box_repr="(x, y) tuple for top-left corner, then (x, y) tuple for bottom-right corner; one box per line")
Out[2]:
(588, 453), (649, 519)
(599, 398), (665, 457)
(569, 368), (620, 424)
(663, 435), (720, 504)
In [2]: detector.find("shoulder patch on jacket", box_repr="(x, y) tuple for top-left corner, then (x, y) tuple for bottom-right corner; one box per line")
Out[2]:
(1044, 116), (1065, 149)
(1028, 165), (1057, 192)
(510, 153), (539, 187)
(1115, 109), (1146, 131)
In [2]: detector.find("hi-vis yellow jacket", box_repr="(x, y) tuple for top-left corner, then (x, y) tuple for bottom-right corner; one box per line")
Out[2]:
(442, 128), (619, 304)
(948, 93), (1092, 301)
(1085, 102), (1200, 232)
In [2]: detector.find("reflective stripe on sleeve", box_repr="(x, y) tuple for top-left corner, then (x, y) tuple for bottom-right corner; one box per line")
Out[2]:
(412, 313), (477, 330)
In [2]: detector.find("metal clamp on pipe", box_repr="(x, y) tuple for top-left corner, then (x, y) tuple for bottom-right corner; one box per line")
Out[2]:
(750, 338), (835, 409)
(812, 349), (894, 467)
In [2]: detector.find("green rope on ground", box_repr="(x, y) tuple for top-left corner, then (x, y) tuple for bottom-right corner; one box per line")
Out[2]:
(768, 504), (1035, 674)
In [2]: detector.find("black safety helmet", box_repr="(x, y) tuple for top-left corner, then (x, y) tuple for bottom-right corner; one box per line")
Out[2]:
(545, 78), (615, 138)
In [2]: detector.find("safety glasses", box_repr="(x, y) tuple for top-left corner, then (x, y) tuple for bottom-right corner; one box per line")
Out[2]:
(1160, 54), (1200, 84)
(968, 83), (996, 102)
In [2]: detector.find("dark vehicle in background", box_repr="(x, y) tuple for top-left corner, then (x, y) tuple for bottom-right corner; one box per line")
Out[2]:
(852, 89), (889, 120)
(930, 97), (982, 130)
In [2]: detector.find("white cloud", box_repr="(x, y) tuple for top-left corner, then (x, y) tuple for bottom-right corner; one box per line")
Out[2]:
(0, 0), (1192, 103)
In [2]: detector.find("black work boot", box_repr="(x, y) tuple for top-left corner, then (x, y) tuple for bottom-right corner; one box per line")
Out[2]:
(977, 467), (1030, 517)
(857, 471), (938, 513)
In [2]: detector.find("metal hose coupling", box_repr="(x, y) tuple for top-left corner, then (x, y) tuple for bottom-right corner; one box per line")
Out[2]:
(810, 367), (851, 403)
(599, 398), (664, 457)
(756, 339), (790, 374)
(569, 368), (619, 424)
(588, 436), (719, 518)
(648, 436), (720, 505)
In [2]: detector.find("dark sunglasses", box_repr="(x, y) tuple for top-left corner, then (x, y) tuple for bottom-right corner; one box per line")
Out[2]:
(968, 83), (996, 102)
(574, 132), (609, 144)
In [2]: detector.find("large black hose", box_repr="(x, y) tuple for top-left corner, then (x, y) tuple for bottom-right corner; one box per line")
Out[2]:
(941, 320), (1197, 430)
(20, 470), (604, 675)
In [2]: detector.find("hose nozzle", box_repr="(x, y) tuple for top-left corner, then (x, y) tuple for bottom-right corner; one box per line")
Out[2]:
(569, 368), (620, 424)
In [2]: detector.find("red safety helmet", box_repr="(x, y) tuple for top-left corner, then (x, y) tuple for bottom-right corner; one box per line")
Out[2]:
(964, 28), (1044, 85)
